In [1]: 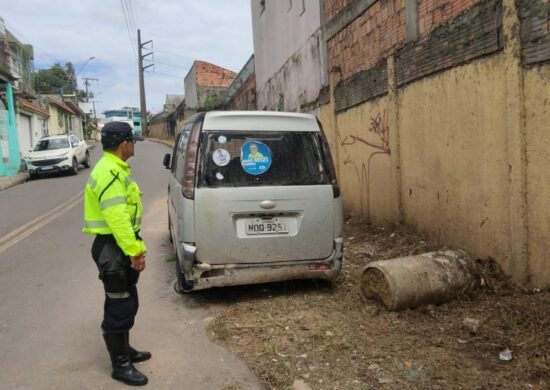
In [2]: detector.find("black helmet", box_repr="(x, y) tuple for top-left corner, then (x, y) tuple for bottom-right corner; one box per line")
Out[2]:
(101, 121), (144, 148)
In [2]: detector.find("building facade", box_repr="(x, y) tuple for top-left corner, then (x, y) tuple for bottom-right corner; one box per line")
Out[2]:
(251, 0), (327, 112)
(221, 55), (256, 111)
(16, 98), (49, 153)
(0, 17), (22, 175)
(184, 60), (236, 110)
(149, 95), (186, 139)
(43, 96), (79, 136)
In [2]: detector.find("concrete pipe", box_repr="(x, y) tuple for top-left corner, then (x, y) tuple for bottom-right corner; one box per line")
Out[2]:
(360, 250), (480, 311)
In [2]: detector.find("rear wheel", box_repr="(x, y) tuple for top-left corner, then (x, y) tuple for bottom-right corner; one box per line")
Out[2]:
(168, 213), (173, 243)
(175, 257), (193, 294)
(70, 158), (79, 175)
(83, 151), (91, 168)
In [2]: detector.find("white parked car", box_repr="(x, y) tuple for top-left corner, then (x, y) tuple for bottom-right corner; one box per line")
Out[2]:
(163, 111), (343, 292)
(26, 134), (90, 178)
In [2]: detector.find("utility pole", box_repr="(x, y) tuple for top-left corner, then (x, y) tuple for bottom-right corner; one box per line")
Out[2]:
(81, 78), (98, 140)
(92, 100), (100, 140)
(83, 78), (98, 102)
(92, 100), (97, 124)
(138, 29), (153, 136)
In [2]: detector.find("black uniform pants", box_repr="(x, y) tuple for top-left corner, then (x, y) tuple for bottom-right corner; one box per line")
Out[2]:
(91, 234), (140, 333)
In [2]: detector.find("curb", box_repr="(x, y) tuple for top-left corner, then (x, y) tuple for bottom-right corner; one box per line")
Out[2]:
(146, 137), (175, 148)
(0, 173), (29, 191)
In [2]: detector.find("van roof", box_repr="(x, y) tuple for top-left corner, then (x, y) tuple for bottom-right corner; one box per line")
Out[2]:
(202, 111), (320, 132)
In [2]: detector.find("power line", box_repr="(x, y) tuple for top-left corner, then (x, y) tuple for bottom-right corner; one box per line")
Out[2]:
(154, 50), (196, 63)
(154, 60), (191, 70)
(120, 0), (138, 63)
(147, 71), (181, 79)
(125, 0), (138, 34)
(121, 0), (137, 52)
(156, 50), (239, 72)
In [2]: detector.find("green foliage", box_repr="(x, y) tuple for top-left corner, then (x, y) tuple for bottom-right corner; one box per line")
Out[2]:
(83, 122), (94, 140)
(204, 93), (220, 111)
(34, 63), (77, 95)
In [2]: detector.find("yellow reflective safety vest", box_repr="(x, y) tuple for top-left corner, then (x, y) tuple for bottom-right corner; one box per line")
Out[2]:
(83, 152), (147, 256)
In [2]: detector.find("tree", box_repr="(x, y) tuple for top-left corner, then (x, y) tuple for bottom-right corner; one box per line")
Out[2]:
(34, 62), (77, 95)
(204, 93), (220, 111)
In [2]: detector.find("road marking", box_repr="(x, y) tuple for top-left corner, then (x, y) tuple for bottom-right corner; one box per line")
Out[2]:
(0, 191), (84, 254)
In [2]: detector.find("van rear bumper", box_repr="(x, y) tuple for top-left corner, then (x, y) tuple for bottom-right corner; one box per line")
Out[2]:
(182, 238), (343, 291)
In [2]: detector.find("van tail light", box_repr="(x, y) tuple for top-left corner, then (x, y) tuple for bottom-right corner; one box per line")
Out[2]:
(317, 119), (341, 198)
(309, 263), (331, 270)
(182, 120), (203, 199)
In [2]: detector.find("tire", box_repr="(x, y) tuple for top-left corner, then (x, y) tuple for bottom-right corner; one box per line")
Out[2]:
(29, 172), (38, 180)
(168, 213), (173, 243)
(83, 151), (91, 168)
(175, 257), (193, 294)
(70, 158), (79, 175)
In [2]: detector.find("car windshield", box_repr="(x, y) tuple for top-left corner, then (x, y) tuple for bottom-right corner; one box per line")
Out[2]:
(199, 131), (330, 187)
(34, 138), (70, 151)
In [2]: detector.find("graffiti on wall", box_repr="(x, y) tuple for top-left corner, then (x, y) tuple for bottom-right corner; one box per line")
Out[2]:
(338, 110), (391, 218)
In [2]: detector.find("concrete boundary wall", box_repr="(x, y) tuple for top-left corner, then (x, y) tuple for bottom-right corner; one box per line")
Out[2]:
(320, 0), (550, 288)
(519, 0), (550, 65)
(395, 0), (503, 87)
(334, 60), (388, 112)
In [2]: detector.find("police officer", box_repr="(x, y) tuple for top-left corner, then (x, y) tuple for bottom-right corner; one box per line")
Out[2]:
(83, 121), (150, 386)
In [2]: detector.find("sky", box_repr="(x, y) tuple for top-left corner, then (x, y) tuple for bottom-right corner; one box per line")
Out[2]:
(0, 0), (253, 117)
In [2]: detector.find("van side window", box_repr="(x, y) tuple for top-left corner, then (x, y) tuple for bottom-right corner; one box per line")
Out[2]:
(175, 123), (193, 184)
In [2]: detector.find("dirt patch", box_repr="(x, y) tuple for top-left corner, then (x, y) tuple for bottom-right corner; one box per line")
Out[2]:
(203, 218), (549, 389)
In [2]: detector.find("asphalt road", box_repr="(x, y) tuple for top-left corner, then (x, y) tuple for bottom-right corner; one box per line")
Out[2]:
(0, 141), (260, 389)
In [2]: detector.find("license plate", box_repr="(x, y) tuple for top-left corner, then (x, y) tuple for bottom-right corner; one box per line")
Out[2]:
(40, 166), (54, 171)
(246, 218), (288, 235)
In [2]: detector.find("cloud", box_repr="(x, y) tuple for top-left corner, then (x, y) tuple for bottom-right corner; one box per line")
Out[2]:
(0, 0), (253, 116)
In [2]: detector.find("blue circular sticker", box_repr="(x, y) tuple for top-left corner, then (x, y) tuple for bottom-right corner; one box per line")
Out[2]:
(241, 141), (272, 175)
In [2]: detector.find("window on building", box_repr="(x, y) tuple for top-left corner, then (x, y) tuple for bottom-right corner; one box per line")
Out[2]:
(57, 109), (63, 128)
(260, 0), (265, 15)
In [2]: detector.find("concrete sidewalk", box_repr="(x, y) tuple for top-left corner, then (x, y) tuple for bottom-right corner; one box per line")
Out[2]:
(146, 137), (175, 148)
(0, 172), (29, 191)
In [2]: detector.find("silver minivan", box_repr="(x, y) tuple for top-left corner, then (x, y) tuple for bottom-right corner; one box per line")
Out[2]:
(163, 111), (343, 292)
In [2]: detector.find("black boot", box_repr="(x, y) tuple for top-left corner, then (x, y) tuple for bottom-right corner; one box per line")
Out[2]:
(103, 333), (148, 386)
(125, 331), (152, 363)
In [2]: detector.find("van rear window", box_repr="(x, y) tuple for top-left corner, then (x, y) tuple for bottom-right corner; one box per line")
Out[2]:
(198, 131), (331, 187)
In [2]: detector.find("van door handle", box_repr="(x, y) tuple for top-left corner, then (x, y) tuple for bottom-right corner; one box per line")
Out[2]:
(260, 200), (276, 209)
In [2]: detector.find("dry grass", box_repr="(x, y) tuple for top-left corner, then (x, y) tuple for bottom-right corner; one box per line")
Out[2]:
(206, 218), (550, 389)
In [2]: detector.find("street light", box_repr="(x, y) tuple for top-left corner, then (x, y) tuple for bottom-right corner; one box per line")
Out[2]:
(73, 57), (95, 140)
(58, 56), (96, 98)
(76, 56), (95, 78)
(74, 56), (95, 95)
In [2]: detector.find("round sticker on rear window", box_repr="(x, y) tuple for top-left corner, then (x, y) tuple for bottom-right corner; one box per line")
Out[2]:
(241, 141), (272, 175)
(212, 149), (230, 167)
